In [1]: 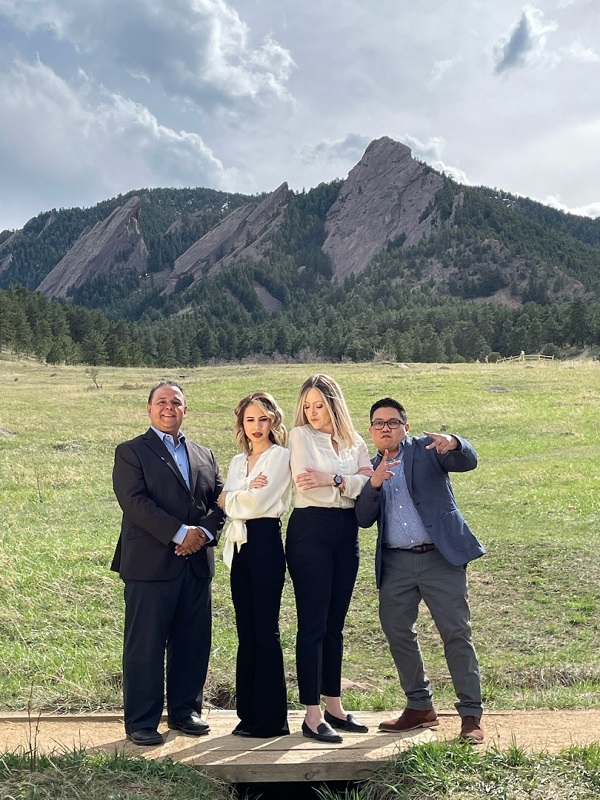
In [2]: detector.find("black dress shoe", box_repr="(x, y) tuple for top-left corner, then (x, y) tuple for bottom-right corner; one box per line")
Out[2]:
(126, 728), (164, 746)
(167, 713), (210, 736)
(231, 728), (253, 737)
(302, 720), (343, 744)
(324, 710), (369, 733)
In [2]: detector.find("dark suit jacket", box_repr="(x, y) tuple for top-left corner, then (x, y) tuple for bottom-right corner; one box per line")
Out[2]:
(111, 428), (225, 581)
(355, 434), (485, 586)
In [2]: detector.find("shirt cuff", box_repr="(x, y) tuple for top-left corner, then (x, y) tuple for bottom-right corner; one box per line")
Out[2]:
(171, 525), (214, 544)
(200, 526), (214, 542)
(171, 525), (188, 544)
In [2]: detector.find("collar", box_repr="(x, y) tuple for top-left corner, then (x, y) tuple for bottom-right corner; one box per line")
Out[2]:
(151, 425), (186, 446)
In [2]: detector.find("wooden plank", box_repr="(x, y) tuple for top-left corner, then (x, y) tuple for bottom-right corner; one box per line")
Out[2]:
(4, 709), (599, 783)
(0, 710), (434, 783)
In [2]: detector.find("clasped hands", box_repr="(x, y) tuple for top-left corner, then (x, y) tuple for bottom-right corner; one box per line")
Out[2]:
(174, 526), (207, 556)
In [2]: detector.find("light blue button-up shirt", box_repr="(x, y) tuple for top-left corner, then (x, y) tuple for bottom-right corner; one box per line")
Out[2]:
(151, 426), (212, 544)
(382, 450), (432, 548)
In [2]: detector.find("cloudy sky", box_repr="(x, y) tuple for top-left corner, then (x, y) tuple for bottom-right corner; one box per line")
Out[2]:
(1, 0), (599, 231)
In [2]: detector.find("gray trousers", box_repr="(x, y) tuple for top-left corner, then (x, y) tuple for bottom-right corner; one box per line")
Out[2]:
(378, 547), (482, 718)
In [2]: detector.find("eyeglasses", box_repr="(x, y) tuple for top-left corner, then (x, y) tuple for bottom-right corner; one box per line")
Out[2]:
(371, 419), (405, 430)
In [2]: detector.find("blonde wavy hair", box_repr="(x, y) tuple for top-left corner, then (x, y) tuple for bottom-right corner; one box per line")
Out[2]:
(292, 374), (357, 446)
(233, 392), (288, 455)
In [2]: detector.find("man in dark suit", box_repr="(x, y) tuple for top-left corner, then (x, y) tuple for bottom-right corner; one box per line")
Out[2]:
(355, 397), (486, 744)
(111, 380), (224, 746)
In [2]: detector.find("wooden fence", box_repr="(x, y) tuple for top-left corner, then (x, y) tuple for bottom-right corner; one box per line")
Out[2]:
(496, 353), (555, 363)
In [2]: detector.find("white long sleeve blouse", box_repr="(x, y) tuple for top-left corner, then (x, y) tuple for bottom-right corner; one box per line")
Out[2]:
(289, 424), (372, 509)
(222, 444), (292, 567)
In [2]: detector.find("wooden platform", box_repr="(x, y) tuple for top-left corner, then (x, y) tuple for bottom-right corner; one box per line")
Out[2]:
(2, 709), (599, 783)
(0, 709), (432, 782)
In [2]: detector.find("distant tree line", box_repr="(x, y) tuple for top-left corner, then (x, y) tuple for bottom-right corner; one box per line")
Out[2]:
(1, 283), (598, 367)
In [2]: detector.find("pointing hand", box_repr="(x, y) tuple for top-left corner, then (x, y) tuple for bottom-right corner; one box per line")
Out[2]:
(423, 432), (458, 454)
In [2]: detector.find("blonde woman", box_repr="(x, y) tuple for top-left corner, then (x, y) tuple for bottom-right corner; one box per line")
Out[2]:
(286, 374), (373, 744)
(218, 392), (292, 738)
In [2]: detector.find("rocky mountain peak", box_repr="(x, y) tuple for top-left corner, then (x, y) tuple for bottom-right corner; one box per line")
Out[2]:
(37, 197), (149, 299)
(323, 136), (444, 281)
(163, 182), (291, 294)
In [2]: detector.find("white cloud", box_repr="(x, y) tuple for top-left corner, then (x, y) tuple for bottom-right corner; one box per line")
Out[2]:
(561, 41), (600, 63)
(1, 1), (599, 229)
(302, 134), (372, 165)
(0, 0), (295, 109)
(0, 57), (240, 227)
(429, 58), (461, 84)
(544, 196), (600, 219)
(402, 135), (471, 185)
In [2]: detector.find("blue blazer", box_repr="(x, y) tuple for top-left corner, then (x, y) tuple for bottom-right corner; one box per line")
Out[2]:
(355, 434), (485, 586)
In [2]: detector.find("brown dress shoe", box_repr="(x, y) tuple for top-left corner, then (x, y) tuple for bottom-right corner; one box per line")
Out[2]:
(378, 708), (439, 732)
(459, 715), (484, 744)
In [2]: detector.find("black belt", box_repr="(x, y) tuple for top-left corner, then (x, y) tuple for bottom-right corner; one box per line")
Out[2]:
(406, 543), (435, 554)
(386, 543), (436, 554)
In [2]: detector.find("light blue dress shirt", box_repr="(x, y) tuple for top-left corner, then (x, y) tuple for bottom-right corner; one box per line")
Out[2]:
(151, 425), (212, 544)
(382, 450), (432, 548)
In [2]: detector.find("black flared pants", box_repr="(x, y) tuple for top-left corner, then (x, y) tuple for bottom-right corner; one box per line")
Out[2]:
(230, 518), (289, 737)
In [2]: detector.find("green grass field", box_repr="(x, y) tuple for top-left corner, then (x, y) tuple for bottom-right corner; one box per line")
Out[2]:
(1, 358), (599, 713)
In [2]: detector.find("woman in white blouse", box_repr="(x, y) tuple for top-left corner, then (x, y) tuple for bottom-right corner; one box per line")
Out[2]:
(286, 374), (373, 744)
(218, 392), (292, 738)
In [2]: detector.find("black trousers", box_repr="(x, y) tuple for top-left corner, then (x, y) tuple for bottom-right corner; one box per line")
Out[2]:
(285, 507), (359, 706)
(122, 560), (211, 733)
(230, 518), (289, 736)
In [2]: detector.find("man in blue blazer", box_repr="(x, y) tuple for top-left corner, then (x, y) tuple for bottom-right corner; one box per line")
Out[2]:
(112, 381), (224, 746)
(355, 397), (485, 743)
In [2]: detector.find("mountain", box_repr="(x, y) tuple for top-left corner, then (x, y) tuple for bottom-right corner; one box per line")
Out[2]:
(1, 136), (599, 366)
(2, 136), (599, 313)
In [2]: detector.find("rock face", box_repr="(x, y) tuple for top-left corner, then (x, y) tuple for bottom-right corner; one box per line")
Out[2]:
(29, 140), (447, 300)
(0, 230), (21, 255)
(163, 183), (291, 294)
(253, 282), (283, 313)
(0, 231), (20, 274)
(323, 137), (444, 281)
(0, 252), (13, 274)
(37, 197), (149, 299)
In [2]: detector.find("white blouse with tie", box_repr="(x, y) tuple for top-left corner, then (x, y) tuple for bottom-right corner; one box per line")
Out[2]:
(222, 444), (292, 568)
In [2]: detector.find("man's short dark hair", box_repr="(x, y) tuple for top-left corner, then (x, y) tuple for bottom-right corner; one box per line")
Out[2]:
(148, 380), (186, 404)
(370, 397), (407, 424)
